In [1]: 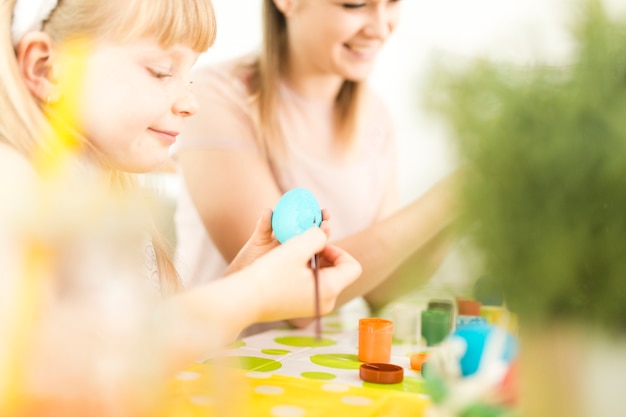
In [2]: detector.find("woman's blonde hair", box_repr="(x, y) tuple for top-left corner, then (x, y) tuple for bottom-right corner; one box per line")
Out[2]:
(246, 0), (364, 162)
(0, 0), (217, 293)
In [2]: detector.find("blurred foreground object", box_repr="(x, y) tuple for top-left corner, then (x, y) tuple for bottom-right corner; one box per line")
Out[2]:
(0, 38), (168, 417)
(424, 323), (518, 417)
(423, 1), (626, 416)
(0, 165), (168, 417)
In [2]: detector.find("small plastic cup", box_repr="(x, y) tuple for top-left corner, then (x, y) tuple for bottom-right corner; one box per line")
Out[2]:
(410, 351), (430, 372)
(427, 298), (455, 330)
(358, 318), (394, 363)
(480, 305), (503, 324)
(421, 309), (451, 346)
(388, 301), (423, 344)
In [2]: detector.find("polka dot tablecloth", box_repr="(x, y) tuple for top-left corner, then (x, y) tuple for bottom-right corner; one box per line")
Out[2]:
(164, 317), (431, 417)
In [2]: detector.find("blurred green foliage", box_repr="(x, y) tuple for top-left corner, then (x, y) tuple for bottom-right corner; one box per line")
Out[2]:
(424, 0), (626, 331)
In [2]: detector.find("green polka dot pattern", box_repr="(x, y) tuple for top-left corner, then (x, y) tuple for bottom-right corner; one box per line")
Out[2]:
(262, 349), (291, 355)
(309, 353), (361, 370)
(300, 371), (337, 380)
(275, 336), (336, 347)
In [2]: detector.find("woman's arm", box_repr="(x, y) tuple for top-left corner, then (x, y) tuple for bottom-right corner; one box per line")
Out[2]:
(335, 173), (461, 310)
(178, 146), (461, 314)
(178, 148), (285, 262)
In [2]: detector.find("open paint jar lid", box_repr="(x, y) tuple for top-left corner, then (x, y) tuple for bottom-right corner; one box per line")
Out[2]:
(359, 363), (404, 384)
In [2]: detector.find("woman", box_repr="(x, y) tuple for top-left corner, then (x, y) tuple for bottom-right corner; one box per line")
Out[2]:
(173, 0), (460, 328)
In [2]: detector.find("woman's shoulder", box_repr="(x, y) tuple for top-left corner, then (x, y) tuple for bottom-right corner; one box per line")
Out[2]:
(356, 85), (396, 154)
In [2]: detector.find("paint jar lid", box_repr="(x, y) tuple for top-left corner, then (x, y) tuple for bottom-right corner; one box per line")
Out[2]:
(358, 318), (393, 333)
(359, 363), (404, 384)
(456, 297), (482, 316)
(427, 298), (454, 312)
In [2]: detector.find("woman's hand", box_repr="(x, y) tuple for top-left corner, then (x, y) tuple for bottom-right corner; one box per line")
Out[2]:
(224, 208), (331, 276)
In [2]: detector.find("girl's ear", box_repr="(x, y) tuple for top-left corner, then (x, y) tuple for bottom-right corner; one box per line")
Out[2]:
(15, 32), (60, 103)
(272, 0), (294, 16)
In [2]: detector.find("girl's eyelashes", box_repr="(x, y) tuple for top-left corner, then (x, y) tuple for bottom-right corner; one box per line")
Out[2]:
(341, 2), (366, 9)
(340, 0), (402, 9)
(147, 66), (194, 91)
(148, 67), (173, 79)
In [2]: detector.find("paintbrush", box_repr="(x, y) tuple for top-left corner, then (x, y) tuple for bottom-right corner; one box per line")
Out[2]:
(310, 251), (321, 340)
(311, 218), (321, 340)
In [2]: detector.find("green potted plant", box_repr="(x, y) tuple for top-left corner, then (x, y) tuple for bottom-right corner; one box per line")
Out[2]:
(422, 1), (626, 415)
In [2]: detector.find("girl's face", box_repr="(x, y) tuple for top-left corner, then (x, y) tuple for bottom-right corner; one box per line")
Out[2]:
(76, 39), (199, 172)
(284, 0), (402, 82)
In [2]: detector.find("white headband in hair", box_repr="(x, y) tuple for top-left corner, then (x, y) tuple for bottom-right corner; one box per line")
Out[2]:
(11, 0), (59, 46)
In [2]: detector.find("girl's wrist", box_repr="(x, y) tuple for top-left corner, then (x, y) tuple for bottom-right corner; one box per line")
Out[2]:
(224, 268), (266, 326)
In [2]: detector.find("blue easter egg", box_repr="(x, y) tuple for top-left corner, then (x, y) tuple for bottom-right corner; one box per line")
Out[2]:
(272, 188), (322, 244)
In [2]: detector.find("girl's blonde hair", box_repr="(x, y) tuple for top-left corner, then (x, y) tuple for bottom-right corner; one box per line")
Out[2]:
(0, 0), (217, 293)
(245, 0), (364, 163)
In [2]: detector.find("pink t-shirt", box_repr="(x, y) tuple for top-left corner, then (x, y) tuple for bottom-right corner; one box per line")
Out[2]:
(172, 57), (398, 287)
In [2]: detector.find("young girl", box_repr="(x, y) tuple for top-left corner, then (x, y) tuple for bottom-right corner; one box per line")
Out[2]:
(0, 0), (361, 412)
(173, 0), (461, 328)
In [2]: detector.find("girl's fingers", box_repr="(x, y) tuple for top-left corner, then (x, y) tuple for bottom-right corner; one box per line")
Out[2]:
(279, 227), (327, 258)
(320, 245), (362, 275)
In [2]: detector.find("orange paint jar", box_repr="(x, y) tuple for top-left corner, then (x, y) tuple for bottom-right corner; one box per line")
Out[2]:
(358, 318), (394, 363)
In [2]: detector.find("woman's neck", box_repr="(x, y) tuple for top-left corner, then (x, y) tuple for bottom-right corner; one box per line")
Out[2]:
(282, 65), (344, 103)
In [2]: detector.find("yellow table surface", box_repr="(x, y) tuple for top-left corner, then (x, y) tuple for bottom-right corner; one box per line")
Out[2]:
(164, 317), (431, 417)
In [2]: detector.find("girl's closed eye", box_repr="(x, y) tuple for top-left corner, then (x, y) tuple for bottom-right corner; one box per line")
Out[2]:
(341, 2), (366, 9)
(340, 0), (402, 8)
(148, 67), (173, 80)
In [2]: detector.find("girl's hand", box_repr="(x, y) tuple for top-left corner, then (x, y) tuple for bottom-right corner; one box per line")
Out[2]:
(225, 208), (331, 276)
(237, 227), (361, 324)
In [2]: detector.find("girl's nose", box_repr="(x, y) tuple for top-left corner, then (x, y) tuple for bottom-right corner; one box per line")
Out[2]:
(173, 88), (198, 118)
